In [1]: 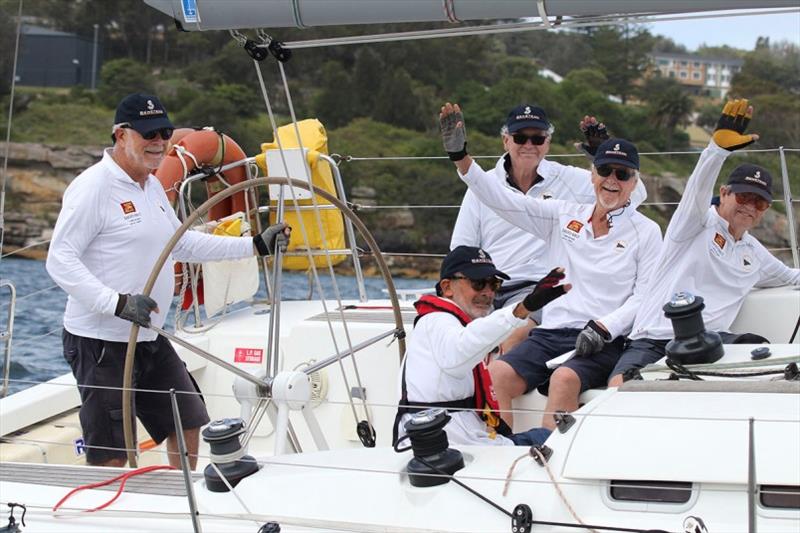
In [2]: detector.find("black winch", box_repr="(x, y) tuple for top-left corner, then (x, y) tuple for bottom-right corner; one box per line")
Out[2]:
(663, 292), (723, 365)
(394, 408), (464, 487)
(202, 418), (259, 493)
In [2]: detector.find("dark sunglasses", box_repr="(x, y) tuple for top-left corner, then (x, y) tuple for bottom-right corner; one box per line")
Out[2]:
(596, 164), (636, 182)
(122, 124), (174, 140)
(734, 191), (770, 211)
(451, 275), (503, 292)
(511, 133), (548, 146)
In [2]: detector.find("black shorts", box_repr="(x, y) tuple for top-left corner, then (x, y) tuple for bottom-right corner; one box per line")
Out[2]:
(63, 329), (210, 464)
(499, 327), (625, 394)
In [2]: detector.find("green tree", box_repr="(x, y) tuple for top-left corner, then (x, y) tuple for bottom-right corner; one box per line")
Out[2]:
(97, 58), (154, 107)
(0, 0), (18, 96)
(642, 77), (694, 150)
(590, 24), (654, 104)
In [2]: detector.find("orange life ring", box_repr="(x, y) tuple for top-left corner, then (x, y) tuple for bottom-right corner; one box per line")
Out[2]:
(156, 129), (249, 221)
(156, 129), (251, 309)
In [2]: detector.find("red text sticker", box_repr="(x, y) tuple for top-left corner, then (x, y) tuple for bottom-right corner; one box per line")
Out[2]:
(234, 347), (263, 364)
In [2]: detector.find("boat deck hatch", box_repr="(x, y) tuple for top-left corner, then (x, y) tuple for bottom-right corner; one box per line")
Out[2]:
(760, 485), (800, 509)
(609, 480), (692, 504)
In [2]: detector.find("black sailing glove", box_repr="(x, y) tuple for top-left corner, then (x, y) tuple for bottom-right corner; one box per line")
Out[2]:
(115, 294), (158, 327)
(577, 117), (609, 158)
(521, 267), (569, 312)
(439, 103), (468, 161)
(574, 320), (611, 357)
(253, 223), (290, 256)
(712, 98), (757, 151)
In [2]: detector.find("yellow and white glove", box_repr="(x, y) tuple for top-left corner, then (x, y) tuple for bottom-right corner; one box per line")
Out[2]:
(712, 98), (758, 151)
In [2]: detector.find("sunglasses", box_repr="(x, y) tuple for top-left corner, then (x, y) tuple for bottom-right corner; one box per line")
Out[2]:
(121, 124), (174, 140)
(596, 164), (636, 182)
(450, 275), (503, 292)
(734, 191), (770, 211)
(511, 133), (548, 146)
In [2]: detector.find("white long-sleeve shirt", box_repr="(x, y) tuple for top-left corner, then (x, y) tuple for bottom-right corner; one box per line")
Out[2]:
(630, 141), (800, 340)
(398, 304), (527, 446)
(451, 155), (647, 284)
(460, 161), (662, 339)
(46, 150), (255, 342)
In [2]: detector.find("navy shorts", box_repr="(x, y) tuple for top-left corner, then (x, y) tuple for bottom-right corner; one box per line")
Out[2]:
(63, 330), (210, 464)
(611, 331), (769, 380)
(499, 328), (625, 394)
(610, 338), (668, 379)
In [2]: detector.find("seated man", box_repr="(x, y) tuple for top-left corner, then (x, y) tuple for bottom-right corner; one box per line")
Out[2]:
(439, 102), (663, 429)
(394, 246), (569, 446)
(450, 105), (646, 352)
(610, 99), (800, 385)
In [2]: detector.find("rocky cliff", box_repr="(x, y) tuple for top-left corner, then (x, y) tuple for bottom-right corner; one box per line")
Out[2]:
(2, 142), (103, 260)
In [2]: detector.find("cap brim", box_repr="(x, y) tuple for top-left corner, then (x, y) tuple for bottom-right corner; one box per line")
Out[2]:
(593, 156), (638, 170)
(508, 120), (549, 133)
(728, 183), (772, 202)
(459, 263), (510, 280)
(129, 116), (174, 135)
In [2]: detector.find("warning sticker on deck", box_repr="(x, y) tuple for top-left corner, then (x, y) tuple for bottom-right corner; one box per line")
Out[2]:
(234, 348), (263, 364)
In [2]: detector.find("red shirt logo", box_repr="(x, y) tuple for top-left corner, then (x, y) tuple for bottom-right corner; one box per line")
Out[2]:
(713, 233), (726, 250)
(566, 220), (584, 233)
(120, 201), (136, 214)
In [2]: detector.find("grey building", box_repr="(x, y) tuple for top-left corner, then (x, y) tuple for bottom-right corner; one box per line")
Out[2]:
(17, 24), (102, 88)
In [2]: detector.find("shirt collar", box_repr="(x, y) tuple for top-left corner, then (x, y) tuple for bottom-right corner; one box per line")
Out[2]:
(501, 153), (545, 192)
(102, 148), (156, 189)
(710, 206), (750, 241)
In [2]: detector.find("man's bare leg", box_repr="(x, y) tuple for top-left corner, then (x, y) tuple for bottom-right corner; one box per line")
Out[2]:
(542, 367), (581, 430)
(488, 360), (528, 428)
(500, 319), (536, 354)
(166, 427), (200, 469)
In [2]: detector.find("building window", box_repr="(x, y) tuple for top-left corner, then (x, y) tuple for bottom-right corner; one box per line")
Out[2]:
(669, 71), (675, 78)
(693, 62), (700, 68)
(693, 72), (701, 80)
(680, 71), (688, 79)
(680, 60), (688, 67)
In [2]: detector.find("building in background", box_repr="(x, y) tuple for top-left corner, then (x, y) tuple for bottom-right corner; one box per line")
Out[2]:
(16, 24), (102, 88)
(649, 52), (743, 98)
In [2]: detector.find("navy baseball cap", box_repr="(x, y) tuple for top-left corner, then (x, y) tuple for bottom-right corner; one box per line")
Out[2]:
(114, 93), (173, 136)
(440, 246), (510, 281)
(506, 104), (550, 133)
(727, 164), (773, 202)
(593, 138), (640, 170)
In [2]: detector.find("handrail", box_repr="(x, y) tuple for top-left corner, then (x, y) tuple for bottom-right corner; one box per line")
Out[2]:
(0, 279), (17, 398)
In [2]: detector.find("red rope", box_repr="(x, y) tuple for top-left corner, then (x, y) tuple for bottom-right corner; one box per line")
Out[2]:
(52, 465), (177, 513)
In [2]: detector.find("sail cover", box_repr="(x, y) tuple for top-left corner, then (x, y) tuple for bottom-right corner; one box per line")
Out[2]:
(143, 0), (798, 32)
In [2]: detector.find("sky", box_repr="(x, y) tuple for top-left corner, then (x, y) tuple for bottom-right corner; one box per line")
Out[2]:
(645, 9), (800, 51)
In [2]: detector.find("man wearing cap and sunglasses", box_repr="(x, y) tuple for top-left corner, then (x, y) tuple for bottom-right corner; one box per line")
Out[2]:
(609, 99), (800, 386)
(47, 93), (291, 469)
(450, 104), (646, 354)
(440, 102), (662, 429)
(394, 246), (570, 446)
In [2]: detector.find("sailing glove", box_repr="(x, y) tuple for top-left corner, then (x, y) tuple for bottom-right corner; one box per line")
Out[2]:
(574, 320), (612, 357)
(576, 117), (609, 158)
(521, 267), (569, 312)
(115, 294), (158, 327)
(253, 223), (290, 256)
(440, 104), (468, 161)
(712, 98), (757, 151)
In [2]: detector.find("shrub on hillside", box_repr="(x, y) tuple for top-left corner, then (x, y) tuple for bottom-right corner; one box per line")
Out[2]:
(97, 58), (155, 108)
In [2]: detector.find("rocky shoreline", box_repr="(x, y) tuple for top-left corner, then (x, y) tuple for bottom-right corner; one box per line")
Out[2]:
(2, 141), (797, 274)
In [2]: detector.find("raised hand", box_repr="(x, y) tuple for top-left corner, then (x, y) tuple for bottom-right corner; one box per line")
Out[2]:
(439, 102), (468, 161)
(712, 98), (759, 151)
(575, 115), (609, 158)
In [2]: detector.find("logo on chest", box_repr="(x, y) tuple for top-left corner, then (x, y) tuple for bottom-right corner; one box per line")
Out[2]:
(710, 232), (727, 258)
(741, 253), (754, 272)
(561, 220), (584, 243)
(120, 200), (142, 225)
(614, 240), (627, 253)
